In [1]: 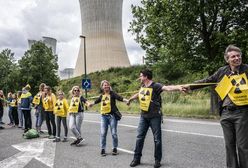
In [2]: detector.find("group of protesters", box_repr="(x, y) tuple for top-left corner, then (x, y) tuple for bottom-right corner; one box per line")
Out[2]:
(0, 44), (248, 168)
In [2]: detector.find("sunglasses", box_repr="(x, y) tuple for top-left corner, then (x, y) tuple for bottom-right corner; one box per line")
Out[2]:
(74, 90), (80, 92)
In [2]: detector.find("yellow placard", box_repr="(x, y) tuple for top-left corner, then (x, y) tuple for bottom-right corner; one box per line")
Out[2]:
(215, 75), (233, 100)
(228, 73), (248, 106)
(101, 94), (111, 114)
(139, 87), (153, 112)
(68, 97), (80, 113)
(54, 100), (65, 116)
(32, 95), (41, 105)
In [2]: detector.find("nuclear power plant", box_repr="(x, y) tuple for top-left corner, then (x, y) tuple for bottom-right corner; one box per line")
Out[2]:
(28, 36), (57, 55)
(74, 0), (130, 77)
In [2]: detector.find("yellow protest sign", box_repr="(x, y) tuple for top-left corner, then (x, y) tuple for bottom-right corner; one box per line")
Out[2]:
(215, 75), (233, 100)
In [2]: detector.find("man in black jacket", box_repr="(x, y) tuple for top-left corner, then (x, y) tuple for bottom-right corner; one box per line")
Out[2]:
(187, 45), (248, 168)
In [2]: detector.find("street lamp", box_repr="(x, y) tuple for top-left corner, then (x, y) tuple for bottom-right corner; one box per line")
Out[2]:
(80, 35), (87, 98)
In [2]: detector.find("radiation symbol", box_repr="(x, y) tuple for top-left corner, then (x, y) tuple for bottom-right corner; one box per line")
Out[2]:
(231, 77), (246, 94)
(140, 90), (150, 101)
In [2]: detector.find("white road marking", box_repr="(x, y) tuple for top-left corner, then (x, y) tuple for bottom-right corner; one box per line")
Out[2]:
(85, 112), (220, 126)
(0, 138), (56, 168)
(117, 148), (134, 154)
(84, 120), (223, 139)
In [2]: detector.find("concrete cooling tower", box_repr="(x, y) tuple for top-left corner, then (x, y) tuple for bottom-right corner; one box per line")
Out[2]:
(74, 0), (130, 77)
(28, 36), (57, 55)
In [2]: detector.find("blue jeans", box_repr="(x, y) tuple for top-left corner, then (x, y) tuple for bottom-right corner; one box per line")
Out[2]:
(8, 106), (14, 124)
(35, 106), (44, 128)
(100, 114), (118, 149)
(18, 106), (24, 127)
(134, 116), (162, 162)
(69, 112), (84, 139)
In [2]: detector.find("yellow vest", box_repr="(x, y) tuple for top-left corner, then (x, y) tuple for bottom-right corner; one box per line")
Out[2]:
(100, 94), (111, 114)
(32, 94), (41, 105)
(139, 87), (153, 112)
(43, 93), (56, 112)
(10, 99), (17, 107)
(68, 97), (80, 113)
(54, 99), (68, 117)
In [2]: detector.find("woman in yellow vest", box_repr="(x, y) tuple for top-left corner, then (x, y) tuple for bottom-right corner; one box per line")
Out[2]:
(10, 93), (19, 127)
(43, 86), (56, 139)
(53, 91), (69, 142)
(89, 80), (128, 156)
(68, 86), (89, 146)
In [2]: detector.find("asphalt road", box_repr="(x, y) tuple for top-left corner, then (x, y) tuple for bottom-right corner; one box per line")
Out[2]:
(0, 109), (226, 168)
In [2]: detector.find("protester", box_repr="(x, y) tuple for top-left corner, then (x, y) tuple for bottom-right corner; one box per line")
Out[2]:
(43, 85), (56, 139)
(7, 92), (14, 126)
(33, 83), (46, 133)
(185, 45), (248, 168)
(89, 80), (128, 156)
(17, 91), (24, 129)
(68, 86), (89, 146)
(10, 93), (19, 127)
(53, 90), (69, 142)
(128, 69), (185, 168)
(20, 85), (33, 133)
(0, 90), (5, 125)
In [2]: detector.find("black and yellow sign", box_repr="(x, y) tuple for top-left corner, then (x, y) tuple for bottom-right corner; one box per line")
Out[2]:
(32, 95), (41, 105)
(68, 97), (80, 113)
(139, 87), (153, 111)
(101, 94), (111, 114)
(54, 100), (65, 115)
(215, 73), (248, 105)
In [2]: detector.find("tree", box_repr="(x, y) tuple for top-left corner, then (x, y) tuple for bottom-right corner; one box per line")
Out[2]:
(130, 0), (248, 113)
(130, 0), (248, 74)
(0, 49), (20, 94)
(18, 41), (59, 95)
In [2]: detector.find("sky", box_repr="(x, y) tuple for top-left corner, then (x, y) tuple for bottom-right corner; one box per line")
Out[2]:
(0, 0), (145, 70)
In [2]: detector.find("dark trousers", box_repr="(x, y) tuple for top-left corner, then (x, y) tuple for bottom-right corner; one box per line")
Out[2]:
(12, 107), (19, 125)
(133, 116), (162, 162)
(56, 116), (68, 138)
(44, 111), (56, 136)
(220, 108), (248, 168)
(22, 110), (32, 130)
(0, 108), (3, 122)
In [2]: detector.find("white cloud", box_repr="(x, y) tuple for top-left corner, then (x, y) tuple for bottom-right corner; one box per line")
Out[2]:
(0, 0), (144, 70)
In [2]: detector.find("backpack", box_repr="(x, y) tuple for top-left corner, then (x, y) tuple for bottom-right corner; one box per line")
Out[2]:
(23, 129), (39, 139)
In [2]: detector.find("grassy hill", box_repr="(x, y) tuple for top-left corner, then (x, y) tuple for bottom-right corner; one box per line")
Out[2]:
(58, 65), (218, 119)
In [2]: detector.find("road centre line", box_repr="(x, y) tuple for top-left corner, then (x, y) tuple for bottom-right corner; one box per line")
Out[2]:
(84, 120), (223, 139)
(85, 113), (220, 126)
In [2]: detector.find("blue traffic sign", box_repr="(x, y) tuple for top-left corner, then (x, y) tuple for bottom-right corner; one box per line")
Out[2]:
(82, 79), (91, 89)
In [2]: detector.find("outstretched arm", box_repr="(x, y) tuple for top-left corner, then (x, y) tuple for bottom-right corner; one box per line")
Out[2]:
(127, 93), (139, 105)
(162, 85), (185, 92)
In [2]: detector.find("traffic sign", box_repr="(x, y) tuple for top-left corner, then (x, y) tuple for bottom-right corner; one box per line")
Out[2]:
(82, 79), (91, 89)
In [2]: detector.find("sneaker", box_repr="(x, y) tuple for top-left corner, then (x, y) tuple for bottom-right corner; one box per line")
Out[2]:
(53, 138), (61, 142)
(101, 149), (106, 156)
(0, 126), (4, 129)
(70, 139), (79, 146)
(0, 121), (5, 124)
(62, 138), (68, 142)
(112, 148), (118, 155)
(76, 138), (85, 146)
(18, 126), (22, 128)
(130, 159), (140, 167)
(48, 135), (55, 139)
(154, 160), (161, 168)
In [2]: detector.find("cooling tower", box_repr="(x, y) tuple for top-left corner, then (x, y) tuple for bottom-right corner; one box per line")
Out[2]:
(28, 36), (57, 55)
(74, 0), (130, 77)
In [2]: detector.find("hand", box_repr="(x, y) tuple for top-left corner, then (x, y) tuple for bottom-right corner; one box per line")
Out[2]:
(180, 85), (190, 93)
(126, 99), (131, 106)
